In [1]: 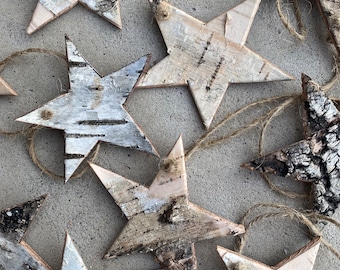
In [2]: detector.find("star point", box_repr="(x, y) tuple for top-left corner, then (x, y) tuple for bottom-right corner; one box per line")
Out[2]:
(17, 36), (158, 182)
(0, 195), (51, 269)
(61, 232), (88, 270)
(218, 237), (321, 270)
(27, 0), (122, 34)
(90, 135), (245, 268)
(0, 76), (17, 96)
(243, 74), (340, 215)
(138, 0), (293, 129)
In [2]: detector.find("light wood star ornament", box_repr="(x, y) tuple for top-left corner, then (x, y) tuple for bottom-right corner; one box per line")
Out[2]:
(89, 136), (245, 269)
(243, 74), (340, 216)
(317, 0), (340, 56)
(0, 76), (17, 96)
(217, 236), (321, 270)
(61, 232), (88, 270)
(27, 0), (122, 34)
(137, 0), (293, 129)
(0, 195), (51, 269)
(17, 36), (158, 182)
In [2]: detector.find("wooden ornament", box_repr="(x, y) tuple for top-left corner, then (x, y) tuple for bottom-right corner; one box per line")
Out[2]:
(89, 135), (245, 269)
(317, 0), (340, 55)
(0, 195), (51, 270)
(137, 0), (293, 129)
(61, 232), (88, 270)
(217, 237), (321, 270)
(0, 76), (17, 96)
(27, 0), (122, 34)
(16, 36), (158, 182)
(243, 73), (340, 215)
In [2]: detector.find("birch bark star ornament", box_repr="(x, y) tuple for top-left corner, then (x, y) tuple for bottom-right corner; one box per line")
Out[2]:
(89, 135), (245, 269)
(27, 0), (122, 34)
(243, 74), (340, 216)
(16, 36), (158, 182)
(138, 0), (294, 129)
(0, 195), (51, 269)
(217, 237), (321, 270)
(0, 76), (17, 96)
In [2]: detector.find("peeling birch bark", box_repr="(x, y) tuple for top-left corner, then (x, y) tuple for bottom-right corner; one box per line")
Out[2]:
(61, 233), (88, 270)
(243, 74), (340, 215)
(89, 136), (245, 269)
(27, 0), (122, 34)
(137, 0), (293, 129)
(0, 195), (51, 270)
(217, 237), (321, 270)
(0, 77), (17, 96)
(317, 0), (340, 55)
(16, 36), (158, 182)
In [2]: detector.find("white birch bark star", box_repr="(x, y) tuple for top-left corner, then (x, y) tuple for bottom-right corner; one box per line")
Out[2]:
(0, 195), (51, 270)
(243, 74), (340, 215)
(27, 0), (122, 34)
(217, 237), (321, 270)
(137, 0), (293, 129)
(89, 135), (245, 269)
(16, 36), (158, 182)
(0, 76), (17, 96)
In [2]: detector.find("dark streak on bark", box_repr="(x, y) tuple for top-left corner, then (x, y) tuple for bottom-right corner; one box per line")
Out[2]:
(65, 154), (85, 159)
(66, 133), (105, 138)
(206, 57), (224, 91)
(197, 33), (213, 67)
(77, 119), (128, 125)
(0, 196), (45, 241)
(68, 61), (87, 68)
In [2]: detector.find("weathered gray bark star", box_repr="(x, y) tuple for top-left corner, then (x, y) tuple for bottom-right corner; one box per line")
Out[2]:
(27, 0), (121, 34)
(89, 136), (245, 269)
(218, 237), (320, 270)
(243, 74), (340, 215)
(0, 195), (50, 270)
(17, 36), (158, 181)
(137, 0), (293, 129)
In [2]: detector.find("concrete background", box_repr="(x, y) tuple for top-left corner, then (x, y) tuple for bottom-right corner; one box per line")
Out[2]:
(0, 0), (339, 269)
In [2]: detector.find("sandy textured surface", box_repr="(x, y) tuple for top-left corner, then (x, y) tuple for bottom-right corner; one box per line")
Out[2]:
(0, 0), (339, 269)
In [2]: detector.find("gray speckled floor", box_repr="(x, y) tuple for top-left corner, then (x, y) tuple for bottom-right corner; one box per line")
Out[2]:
(0, 0), (339, 269)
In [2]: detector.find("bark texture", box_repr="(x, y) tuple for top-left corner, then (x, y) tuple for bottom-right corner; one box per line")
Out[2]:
(243, 74), (340, 215)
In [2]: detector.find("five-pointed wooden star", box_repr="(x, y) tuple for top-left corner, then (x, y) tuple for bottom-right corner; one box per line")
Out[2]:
(243, 74), (340, 215)
(0, 76), (17, 96)
(0, 195), (51, 269)
(89, 136), (245, 269)
(61, 232), (88, 270)
(137, 0), (293, 129)
(27, 0), (122, 34)
(217, 237), (321, 270)
(317, 0), (340, 56)
(17, 36), (158, 182)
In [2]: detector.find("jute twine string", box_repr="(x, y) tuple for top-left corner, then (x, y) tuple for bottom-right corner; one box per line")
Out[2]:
(234, 203), (340, 261)
(276, 0), (307, 41)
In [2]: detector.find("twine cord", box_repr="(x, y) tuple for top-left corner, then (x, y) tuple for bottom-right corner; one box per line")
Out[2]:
(276, 0), (307, 40)
(234, 203), (340, 261)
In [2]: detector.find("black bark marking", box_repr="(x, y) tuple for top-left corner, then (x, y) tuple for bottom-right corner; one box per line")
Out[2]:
(68, 61), (87, 68)
(197, 33), (213, 66)
(158, 201), (176, 224)
(66, 133), (105, 138)
(65, 154), (85, 159)
(206, 57), (225, 91)
(77, 119), (128, 125)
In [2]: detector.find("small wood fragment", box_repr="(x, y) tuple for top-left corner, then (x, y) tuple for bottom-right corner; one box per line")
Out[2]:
(243, 74), (340, 215)
(89, 136), (245, 269)
(61, 232), (88, 270)
(138, 0), (293, 129)
(17, 36), (158, 182)
(0, 195), (51, 270)
(317, 0), (340, 55)
(217, 237), (321, 270)
(27, 0), (122, 34)
(0, 76), (17, 96)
